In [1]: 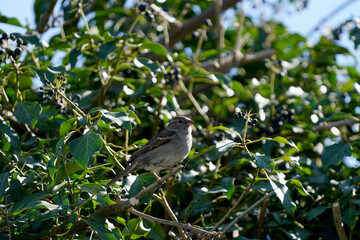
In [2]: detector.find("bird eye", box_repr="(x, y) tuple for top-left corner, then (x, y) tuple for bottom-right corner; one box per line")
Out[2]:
(178, 119), (183, 123)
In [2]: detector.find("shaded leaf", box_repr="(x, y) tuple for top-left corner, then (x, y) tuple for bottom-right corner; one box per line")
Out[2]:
(322, 143), (351, 169)
(255, 155), (274, 171)
(0, 119), (20, 150)
(221, 177), (235, 200)
(0, 173), (9, 201)
(69, 132), (102, 169)
(141, 39), (167, 57)
(14, 102), (42, 128)
(85, 219), (115, 240)
(307, 206), (329, 221)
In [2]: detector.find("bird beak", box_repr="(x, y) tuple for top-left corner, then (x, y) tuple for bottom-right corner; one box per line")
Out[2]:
(187, 119), (194, 126)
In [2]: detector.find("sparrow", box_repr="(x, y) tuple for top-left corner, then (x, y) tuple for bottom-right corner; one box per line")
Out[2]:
(106, 116), (193, 188)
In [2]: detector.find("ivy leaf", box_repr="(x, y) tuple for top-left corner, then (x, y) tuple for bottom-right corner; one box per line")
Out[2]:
(322, 143), (351, 169)
(255, 155), (274, 171)
(100, 109), (132, 132)
(141, 39), (167, 57)
(14, 102), (42, 128)
(0, 173), (9, 201)
(60, 118), (77, 137)
(85, 219), (116, 240)
(69, 132), (102, 169)
(267, 174), (296, 213)
(127, 173), (157, 203)
(0, 119), (20, 150)
(221, 177), (235, 200)
(307, 206), (329, 221)
(288, 179), (311, 197)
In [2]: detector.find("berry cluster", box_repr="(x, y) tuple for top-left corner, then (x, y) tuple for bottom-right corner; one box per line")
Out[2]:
(0, 33), (24, 61)
(234, 111), (258, 127)
(137, 3), (155, 22)
(122, 69), (139, 79)
(259, 105), (296, 134)
(166, 65), (182, 84)
(37, 75), (79, 115)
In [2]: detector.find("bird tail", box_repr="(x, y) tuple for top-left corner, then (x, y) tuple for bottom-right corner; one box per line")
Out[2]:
(105, 163), (137, 188)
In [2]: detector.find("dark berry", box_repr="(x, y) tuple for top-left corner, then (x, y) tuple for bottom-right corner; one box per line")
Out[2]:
(10, 34), (16, 41)
(233, 113), (239, 118)
(145, 11), (154, 22)
(38, 91), (44, 98)
(0, 49), (4, 55)
(14, 47), (22, 56)
(251, 118), (258, 125)
(6, 49), (14, 57)
(47, 89), (54, 96)
(204, 19), (213, 27)
(1, 33), (9, 40)
(77, 2), (82, 8)
(138, 4), (146, 12)
(45, 79), (51, 86)
(16, 38), (23, 46)
(57, 75), (64, 80)
(40, 87), (44, 90)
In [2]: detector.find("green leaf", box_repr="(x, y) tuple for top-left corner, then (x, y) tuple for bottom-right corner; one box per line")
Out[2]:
(85, 219), (116, 240)
(215, 139), (235, 154)
(288, 179), (311, 197)
(55, 160), (83, 183)
(0, 173), (9, 201)
(60, 118), (77, 137)
(141, 39), (167, 57)
(69, 132), (102, 169)
(271, 136), (298, 151)
(14, 102), (42, 128)
(255, 155), (274, 171)
(13, 192), (49, 214)
(80, 183), (114, 204)
(0, 14), (23, 27)
(211, 126), (241, 138)
(100, 109), (132, 132)
(307, 206), (329, 221)
(267, 174), (296, 213)
(0, 119), (20, 150)
(321, 143), (351, 169)
(96, 42), (116, 60)
(128, 173), (157, 202)
(221, 177), (235, 200)
(147, 223), (166, 240)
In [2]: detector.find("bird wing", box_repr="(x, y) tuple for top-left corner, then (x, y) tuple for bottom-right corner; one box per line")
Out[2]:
(130, 129), (175, 161)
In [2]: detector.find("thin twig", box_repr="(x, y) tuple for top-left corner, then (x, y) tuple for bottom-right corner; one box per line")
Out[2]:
(221, 191), (275, 235)
(154, 190), (188, 239)
(332, 202), (349, 240)
(257, 198), (269, 239)
(178, 80), (211, 125)
(36, 0), (58, 33)
(315, 118), (358, 131)
(211, 168), (259, 231)
(134, 165), (184, 199)
(127, 207), (220, 237)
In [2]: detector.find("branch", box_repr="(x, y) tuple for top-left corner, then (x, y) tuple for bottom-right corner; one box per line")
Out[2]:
(65, 165), (183, 235)
(36, 0), (58, 33)
(134, 165), (184, 199)
(166, 0), (242, 48)
(154, 190), (187, 239)
(199, 48), (277, 73)
(315, 118), (358, 131)
(127, 207), (220, 238)
(332, 202), (349, 240)
(221, 191), (275, 235)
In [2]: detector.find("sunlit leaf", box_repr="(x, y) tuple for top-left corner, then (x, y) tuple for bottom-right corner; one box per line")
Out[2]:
(322, 143), (351, 169)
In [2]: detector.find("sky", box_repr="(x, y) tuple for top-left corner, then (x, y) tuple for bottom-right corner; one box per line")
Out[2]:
(0, 0), (360, 67)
